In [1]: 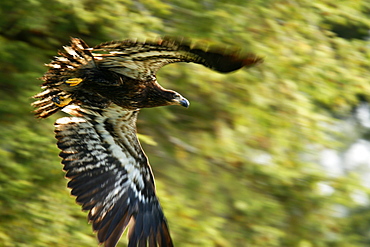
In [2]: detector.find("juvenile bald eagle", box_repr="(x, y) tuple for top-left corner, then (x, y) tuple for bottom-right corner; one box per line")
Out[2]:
(33, 37), (262, 247)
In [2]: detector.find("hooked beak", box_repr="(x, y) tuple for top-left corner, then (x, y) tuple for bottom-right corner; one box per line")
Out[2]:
(172, 94), (190, 108)
(179, 97), (190, 108)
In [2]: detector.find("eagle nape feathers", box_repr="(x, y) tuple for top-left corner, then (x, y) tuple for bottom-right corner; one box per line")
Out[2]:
(32, 37), (262, 247)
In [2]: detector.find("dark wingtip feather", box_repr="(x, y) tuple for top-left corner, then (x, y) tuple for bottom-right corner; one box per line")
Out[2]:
(189, 48), (263, 73)
(157, 36), (263, 73)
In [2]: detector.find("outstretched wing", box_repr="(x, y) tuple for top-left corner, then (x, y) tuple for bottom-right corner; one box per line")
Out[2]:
(33, 38), (262, 118)
(55, 105), (173, 247)
(93, 38), (262, 78)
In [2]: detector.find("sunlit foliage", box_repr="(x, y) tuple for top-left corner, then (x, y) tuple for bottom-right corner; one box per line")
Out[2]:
(1, 0), (370, 246)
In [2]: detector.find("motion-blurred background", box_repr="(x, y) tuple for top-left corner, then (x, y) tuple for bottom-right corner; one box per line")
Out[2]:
(1, 0), (370, 246)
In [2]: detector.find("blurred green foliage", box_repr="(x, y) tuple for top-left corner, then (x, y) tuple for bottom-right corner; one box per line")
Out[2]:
(1, 0), (370, 246)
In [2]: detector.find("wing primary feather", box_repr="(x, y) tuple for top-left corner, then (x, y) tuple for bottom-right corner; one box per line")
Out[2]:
(97, 199), (129, 232)
(103, 216), (131, 247)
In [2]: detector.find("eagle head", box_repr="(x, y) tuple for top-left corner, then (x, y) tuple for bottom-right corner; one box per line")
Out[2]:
(57, 69), (189, 110)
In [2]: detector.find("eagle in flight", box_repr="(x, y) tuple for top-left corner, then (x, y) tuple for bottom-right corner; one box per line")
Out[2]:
(32, 37), (262, 247)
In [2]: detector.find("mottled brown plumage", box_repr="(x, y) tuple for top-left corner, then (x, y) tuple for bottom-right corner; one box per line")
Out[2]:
(32, 37), (262, 247)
